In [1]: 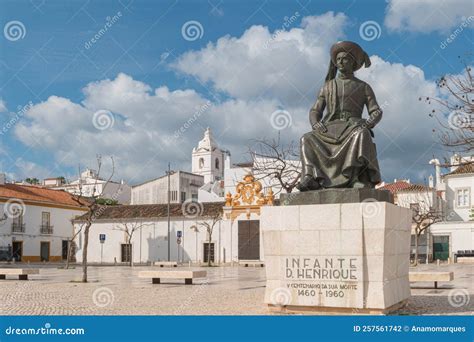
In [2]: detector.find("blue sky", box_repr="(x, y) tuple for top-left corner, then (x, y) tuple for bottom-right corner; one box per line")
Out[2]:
(0, 0), (472, 185)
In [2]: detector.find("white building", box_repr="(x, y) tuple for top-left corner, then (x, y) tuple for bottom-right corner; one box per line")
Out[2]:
(380, 154), (474, 262)
(131, 171), (204, 205)
(48, 169), (131, 204)
(430, 155), (474, 261)
(74, 174), (273, 264)
(0, 180), (86, 262)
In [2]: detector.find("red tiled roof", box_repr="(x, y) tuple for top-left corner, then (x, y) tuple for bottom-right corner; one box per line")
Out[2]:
(444, 162), (474, 177)
(397, 184), (433, 192)
(0, 184), (86, 208)
(378, 181), (412, 194)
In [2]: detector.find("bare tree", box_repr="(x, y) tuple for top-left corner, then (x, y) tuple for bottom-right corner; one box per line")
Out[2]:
(249, 136), (301, 194)
(196, 210), (223, 267)
(113, 220), (151, 267)
(71, 155), (117, 282)
(398, 189), (443, 266)
(411, 207), (443, 266)
(424, 59), (473, 152)
(65, 221), (84, 269)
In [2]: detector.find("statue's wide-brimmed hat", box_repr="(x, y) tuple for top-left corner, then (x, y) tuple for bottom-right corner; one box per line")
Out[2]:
(330, 41), (371, 71)
(325, 41), (371, 81)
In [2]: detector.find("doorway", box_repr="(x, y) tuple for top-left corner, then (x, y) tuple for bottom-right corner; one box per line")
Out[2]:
(62, 240), (68, 260)
(433, 235), (449, 260)
(40, 242), (50, 261)
(121, 244), (132, 263)
(238, 220), (260, 260)
(203, 242), (215, 263)
(12, 241), (22, 261)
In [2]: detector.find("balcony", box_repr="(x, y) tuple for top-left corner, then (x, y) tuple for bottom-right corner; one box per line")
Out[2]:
(11, 223), (25, 233)
(40, 225), (54, 235)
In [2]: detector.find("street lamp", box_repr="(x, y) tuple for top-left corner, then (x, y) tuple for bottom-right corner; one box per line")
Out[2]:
(166, 163), (174, 261)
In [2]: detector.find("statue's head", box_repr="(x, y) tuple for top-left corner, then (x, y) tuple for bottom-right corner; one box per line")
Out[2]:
(325, 41), (372, 81)
(336, 52), (356, 74)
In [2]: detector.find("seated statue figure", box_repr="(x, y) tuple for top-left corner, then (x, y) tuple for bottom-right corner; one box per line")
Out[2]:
(297, 41), (383, 192)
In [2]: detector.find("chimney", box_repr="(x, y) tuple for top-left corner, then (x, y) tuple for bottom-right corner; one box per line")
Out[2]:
(429, 159), (441, 188)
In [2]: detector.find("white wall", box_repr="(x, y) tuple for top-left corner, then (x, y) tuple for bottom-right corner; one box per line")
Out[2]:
(444, 174), (473, 221)
(431, 221), (474, 258)
(74, 212), (265, 264)
(0, 202), (85, 260)
(131, 172), (203, 205)
(53, 181), (131, 204)
(396, 189), (440, 213)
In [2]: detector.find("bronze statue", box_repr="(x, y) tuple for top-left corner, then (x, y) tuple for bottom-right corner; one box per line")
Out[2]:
(297, 41), (383, 192)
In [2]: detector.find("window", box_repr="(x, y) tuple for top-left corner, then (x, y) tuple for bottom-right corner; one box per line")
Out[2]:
(41, 212), (53, 234)
(181, 191), (186, 203)
(12, 208), (24, 233)
(12, 208), (23, 225)
(170, 190), (178, 201)
(42, 212), (50, 227)
(456, 188), (470, 208)
(199, 158), (204, 169)
(215, 158), (219, 169)
(191, 193), (198, 200)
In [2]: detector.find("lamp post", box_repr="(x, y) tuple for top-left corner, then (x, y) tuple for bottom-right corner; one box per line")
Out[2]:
(166, 162), (171, 261)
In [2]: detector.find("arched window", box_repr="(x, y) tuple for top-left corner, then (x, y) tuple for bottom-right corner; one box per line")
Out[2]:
(199, 158), (204, 169)
(215, 158), (219, 169)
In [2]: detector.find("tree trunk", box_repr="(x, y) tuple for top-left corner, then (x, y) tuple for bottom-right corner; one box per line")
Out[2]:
(208, 234), (212, 267)
(413, 232), (419, 267)
(82, 222), (92, 282)
(66, 239), (71, 269)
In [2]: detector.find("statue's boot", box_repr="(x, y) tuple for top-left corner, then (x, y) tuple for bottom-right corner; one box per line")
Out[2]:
(352, 170), (373, 188)
(352, 181), (371, 188)
(296, 175), (322, 192)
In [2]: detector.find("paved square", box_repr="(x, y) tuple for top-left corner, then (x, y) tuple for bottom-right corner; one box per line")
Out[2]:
(0, 263), (471, 315)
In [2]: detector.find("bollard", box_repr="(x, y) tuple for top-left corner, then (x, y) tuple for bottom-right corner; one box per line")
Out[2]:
(437, 259), (440, 266)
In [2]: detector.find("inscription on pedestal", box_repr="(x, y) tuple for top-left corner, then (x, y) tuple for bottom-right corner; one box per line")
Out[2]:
(285, 257), (358, 280)
(280, 256), (362, 306)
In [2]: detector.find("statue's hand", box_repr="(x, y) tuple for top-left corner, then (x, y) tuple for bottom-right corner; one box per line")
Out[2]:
(360, 119), (375, 130)
(312, 121), (328, 133)
(366, 109), (382, 129)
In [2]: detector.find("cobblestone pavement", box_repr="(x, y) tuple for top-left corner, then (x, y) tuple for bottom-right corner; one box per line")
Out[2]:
(0, 263), (471, 315)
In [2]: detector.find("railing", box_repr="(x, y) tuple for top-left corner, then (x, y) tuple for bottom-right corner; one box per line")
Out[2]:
(40, 225), (54, 234)
(11, 223), (25, 233)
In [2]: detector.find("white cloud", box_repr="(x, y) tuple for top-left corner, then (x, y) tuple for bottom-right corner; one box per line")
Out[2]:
(0, 99), (7, 112)
(173, 12), (347, 106)
(385, 0), (474, 33)
(14, 74), (214, 183)
(13, 13), (446, 184)
(13, 158), (53, 180)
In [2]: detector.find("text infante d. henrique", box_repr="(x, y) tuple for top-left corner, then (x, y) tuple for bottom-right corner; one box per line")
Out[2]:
(285, 257), (358, 280)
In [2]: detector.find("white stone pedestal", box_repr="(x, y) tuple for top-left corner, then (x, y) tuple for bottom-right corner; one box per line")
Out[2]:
(261, 202), (411, 314)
